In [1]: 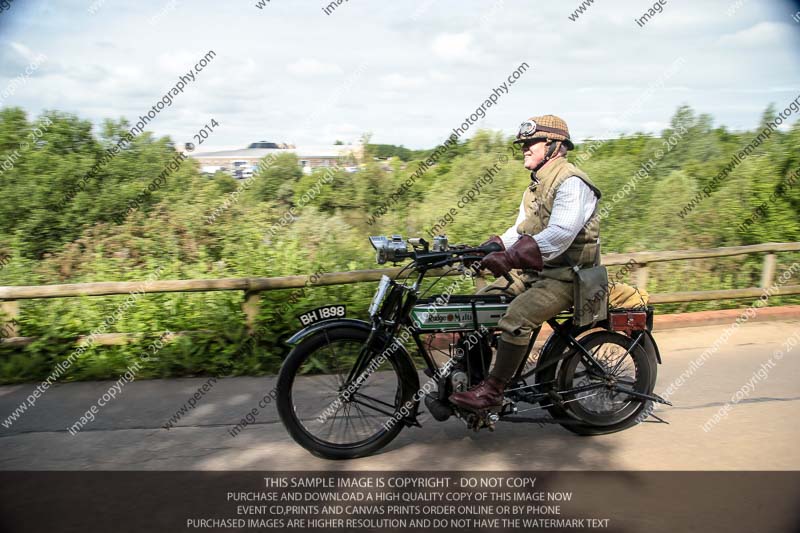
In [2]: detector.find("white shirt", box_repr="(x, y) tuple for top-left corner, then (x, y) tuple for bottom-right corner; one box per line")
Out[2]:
(499, 176), (598, 261)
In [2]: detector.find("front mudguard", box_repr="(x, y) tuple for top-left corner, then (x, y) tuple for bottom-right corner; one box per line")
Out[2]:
(284, 318), (423, 428)
(285, 318), (375, 346)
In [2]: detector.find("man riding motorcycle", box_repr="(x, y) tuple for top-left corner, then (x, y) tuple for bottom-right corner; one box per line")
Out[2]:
(449, 114), (602, 413)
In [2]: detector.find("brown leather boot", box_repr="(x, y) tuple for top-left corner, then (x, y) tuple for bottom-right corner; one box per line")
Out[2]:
(449, 376), (506, 412)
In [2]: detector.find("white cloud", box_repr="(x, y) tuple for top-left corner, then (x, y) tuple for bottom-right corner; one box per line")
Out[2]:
(286, 58), (343, 77)
(641, 120), (669, 132)
(431, 32), (476, 62)
(428, 70), (451, 82)
(1, 1), (798, 149)
(377, 91), (404, 101)
(155, 51), (198, 74)
(717, 21), (795, 47)
(9, 42), (41, 63)
(566, 48), (606, 62)
(379, 73), (426, 90)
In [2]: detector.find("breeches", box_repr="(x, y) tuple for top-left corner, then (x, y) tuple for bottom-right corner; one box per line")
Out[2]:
(478, 269), (574, 346)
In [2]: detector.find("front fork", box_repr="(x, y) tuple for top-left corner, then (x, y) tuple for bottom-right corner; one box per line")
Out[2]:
(340, 326), (388, 400)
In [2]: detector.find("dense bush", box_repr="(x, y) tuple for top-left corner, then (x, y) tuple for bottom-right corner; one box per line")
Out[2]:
(0, 105), (797, 383)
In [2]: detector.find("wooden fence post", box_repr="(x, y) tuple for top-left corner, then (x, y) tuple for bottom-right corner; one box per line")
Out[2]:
(242, 291), (261, 335)
(635, 263), (649, 291)
(760, 253), (777, 289)
(0, 300), (19, 338)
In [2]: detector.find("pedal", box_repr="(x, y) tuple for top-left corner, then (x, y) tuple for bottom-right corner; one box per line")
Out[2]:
(454, 403), (507, 432)
(486, 412), (500, 431)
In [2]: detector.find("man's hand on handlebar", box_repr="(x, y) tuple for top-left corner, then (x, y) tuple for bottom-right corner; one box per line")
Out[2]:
(479, 234), (543, 279)
(462, 235), (504, 269)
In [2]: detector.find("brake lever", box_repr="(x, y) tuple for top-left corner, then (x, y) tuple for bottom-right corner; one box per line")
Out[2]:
(470, 263), (514, 292)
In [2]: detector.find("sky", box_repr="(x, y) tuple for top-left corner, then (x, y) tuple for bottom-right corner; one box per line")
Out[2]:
(0, 0), (799, 150)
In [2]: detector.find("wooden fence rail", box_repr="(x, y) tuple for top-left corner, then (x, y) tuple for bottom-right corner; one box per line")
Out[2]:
(1, 242), (799, 345)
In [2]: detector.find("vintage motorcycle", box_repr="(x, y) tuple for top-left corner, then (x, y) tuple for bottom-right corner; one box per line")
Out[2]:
(276, 235), (670, 459)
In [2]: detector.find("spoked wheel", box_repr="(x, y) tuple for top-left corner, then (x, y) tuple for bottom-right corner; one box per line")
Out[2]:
(276, 326), (417, 459)
(556, 331), (656, 436)
(520, 327), (593, 381)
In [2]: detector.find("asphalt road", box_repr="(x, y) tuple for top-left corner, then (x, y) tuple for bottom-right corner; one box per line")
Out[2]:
(1, 319), (798, 471)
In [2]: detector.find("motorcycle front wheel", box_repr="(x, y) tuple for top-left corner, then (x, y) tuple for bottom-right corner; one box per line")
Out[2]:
(276, 326), (417, 460)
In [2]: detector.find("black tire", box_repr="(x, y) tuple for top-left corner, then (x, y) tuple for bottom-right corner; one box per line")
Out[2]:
(276, 326), (417, 460)
(555, 331), (657, 436)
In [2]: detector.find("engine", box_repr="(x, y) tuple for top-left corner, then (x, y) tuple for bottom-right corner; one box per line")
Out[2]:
(422, 331), (495, 421)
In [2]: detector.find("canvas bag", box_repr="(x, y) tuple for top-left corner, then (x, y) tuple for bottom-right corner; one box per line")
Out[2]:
(566, 240), (608, 327)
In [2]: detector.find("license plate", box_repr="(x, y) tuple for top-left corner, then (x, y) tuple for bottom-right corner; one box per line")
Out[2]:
(297, 305), (346, 326)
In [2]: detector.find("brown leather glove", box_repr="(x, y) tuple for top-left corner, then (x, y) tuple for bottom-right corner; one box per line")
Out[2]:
(480, 235), (543, 278)
(480, 235), (505, 251)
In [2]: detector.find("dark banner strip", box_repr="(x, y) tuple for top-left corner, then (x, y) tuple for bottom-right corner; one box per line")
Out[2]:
(1, 471), (798, 533)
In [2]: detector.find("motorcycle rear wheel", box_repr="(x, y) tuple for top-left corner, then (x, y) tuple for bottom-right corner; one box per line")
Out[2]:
(555, 331), (657, 436)
(276, 326), (416, 460)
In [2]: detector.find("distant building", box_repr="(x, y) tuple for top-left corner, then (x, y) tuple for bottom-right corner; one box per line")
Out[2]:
(188, 141), (363, 178)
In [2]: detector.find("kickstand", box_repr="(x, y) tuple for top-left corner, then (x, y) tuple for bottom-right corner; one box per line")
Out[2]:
(645, 411), (670, 424)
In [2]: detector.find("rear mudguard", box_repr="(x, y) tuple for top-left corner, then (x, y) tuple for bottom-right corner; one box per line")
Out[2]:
(284, 318), (422, 428)
(534, 321), (662, 384)
(641, 330), (662, 364)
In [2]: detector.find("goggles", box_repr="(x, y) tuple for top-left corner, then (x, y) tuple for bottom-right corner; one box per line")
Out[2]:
(514, 120), (571, 143)
(517, 120), (537, 139)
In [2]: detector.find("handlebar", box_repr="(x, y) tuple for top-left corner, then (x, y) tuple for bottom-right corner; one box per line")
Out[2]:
(411, 242), (498, 267)
(370, 234), (503, 262)
(481, 241), (503, 254)
(411, 240), (514, 289)
(369, 235), (510, 286)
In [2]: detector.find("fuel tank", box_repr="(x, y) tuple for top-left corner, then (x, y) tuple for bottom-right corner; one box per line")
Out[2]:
(410, 294), (513, 332)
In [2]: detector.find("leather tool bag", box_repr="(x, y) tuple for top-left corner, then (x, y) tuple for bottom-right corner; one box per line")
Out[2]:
(566, 241), (608, 327)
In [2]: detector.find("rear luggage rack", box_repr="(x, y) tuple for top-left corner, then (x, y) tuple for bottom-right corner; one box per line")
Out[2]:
(608, 306), (654, 333)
